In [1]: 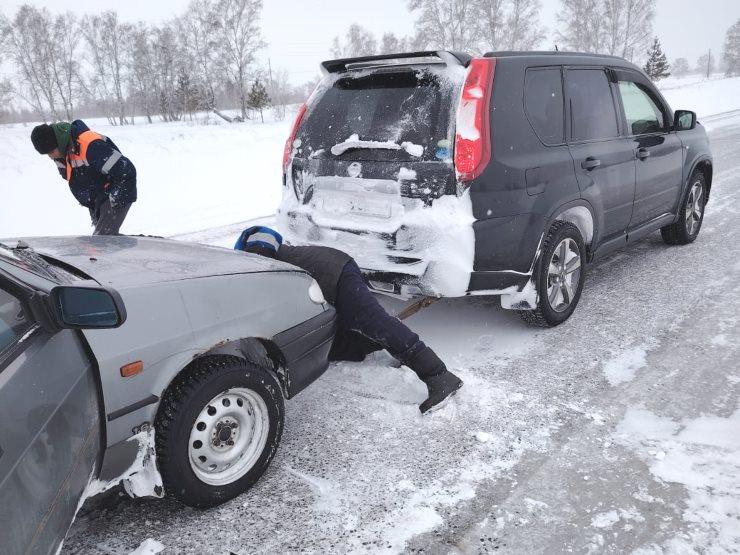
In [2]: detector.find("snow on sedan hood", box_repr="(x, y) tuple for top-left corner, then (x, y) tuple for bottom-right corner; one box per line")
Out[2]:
(9, 235), (299, 289)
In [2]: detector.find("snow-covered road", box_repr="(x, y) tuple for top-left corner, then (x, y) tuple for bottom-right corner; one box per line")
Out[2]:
(61, 123), (740, 554)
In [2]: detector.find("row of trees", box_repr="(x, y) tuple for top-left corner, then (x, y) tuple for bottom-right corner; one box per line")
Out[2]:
(332, 2), (740, 80)
(0, 1), (301, 124)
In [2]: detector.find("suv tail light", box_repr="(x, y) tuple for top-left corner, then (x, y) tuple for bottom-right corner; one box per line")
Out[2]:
(283, 103), (307, 173)
(455, 58), (496, 182)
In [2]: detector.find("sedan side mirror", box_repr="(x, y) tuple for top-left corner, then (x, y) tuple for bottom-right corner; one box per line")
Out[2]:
(674, 110), (697, 131)
(49, 285), (127, 329)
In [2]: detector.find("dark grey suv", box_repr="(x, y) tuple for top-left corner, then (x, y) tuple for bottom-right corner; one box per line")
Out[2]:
(278, 50), (713, 326)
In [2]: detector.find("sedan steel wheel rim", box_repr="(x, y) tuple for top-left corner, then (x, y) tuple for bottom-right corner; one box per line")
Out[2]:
(685, 181), (704, 236)
(546, 238), (581, 313)
(188, 387), (269, 486)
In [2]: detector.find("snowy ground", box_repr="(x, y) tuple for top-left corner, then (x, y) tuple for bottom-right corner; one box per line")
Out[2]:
(54, 108), (739, 554)
(1, 78), (738, 554)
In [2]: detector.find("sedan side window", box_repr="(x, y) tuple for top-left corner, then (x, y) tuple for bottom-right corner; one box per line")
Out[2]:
(0, 288), (32, 356)
(618, 81), (665, 135)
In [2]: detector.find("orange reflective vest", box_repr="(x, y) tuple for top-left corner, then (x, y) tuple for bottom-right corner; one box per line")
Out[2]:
(65, 130), (106, 182)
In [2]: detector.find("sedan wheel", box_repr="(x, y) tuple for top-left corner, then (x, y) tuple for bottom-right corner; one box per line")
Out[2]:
(188, 388), (270, 487)
(155, 356), (284, 508)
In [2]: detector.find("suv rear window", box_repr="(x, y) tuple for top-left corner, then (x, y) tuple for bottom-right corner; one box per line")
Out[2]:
(298, 69), (456, 161)
(525, 68), (565, 144)
(566, 69), (620, 142)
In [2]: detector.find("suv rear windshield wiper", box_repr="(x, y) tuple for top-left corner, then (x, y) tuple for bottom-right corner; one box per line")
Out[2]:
(330, 134), (424, 157)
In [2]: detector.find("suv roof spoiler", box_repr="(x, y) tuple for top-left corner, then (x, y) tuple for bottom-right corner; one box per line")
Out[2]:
(321, 51), (473, 74)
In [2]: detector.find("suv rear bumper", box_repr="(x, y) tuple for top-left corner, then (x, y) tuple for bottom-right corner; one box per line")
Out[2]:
(280, 209), (536, 298)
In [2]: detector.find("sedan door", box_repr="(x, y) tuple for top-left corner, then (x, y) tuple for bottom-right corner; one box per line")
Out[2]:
(0, 277), (102, 555)
(565, 67), (637, 244)
(614, 72), (684, 229)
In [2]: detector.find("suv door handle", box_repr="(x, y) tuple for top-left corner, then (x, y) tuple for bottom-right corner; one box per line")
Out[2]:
(581, 157), (601, 171)
(637, 148), (651, 160)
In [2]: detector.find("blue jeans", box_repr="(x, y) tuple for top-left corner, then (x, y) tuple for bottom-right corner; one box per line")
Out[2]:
(328, 260), (426, 364)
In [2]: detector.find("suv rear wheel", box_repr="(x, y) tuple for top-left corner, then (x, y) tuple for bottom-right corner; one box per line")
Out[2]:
(155, 355), (284, 508)
(518, 221), (586, 327)
(661, 171), (706, 245)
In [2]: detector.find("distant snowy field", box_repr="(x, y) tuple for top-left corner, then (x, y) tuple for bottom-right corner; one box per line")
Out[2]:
(1, 75), (739, 240)
(1, 112), (293, 238)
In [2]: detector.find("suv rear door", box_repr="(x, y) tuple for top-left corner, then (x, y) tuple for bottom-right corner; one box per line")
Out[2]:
(565, 67), (637, 245)
(613, 70), (684, 228)
(289, 66), (460, 228)
(0, 270), (101, 554)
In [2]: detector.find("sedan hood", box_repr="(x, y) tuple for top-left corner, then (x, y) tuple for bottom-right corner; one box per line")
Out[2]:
(7, 235), (301, 288)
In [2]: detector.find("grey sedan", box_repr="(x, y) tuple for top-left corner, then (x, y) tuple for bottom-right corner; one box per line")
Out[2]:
(0, 235), (336, 555)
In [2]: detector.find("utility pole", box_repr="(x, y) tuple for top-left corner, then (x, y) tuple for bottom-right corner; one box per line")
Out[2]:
(707, 49), (712, 79)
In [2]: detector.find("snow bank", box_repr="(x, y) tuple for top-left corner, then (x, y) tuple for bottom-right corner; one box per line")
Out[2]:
(0, 114), (291, 238)
(660, 74), (740, 120)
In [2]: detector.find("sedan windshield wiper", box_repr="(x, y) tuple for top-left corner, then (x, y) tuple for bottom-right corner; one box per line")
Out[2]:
(1, 241), (66, 283)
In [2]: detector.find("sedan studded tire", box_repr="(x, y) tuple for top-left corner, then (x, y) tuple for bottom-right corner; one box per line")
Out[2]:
(661, 171), (707, 245)
(155, 355), (284, 508)
(518, 221), (586, 328)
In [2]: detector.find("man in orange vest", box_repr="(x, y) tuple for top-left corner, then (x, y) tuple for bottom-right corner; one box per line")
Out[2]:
(31, 120), (137, 235)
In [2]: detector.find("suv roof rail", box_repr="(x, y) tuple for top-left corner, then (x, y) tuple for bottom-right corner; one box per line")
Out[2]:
(483, 50), (627, 61)
(321, 51), (472, 74)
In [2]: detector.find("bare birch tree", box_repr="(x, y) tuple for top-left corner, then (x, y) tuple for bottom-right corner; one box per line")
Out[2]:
(177, 0), (221, 111)
(474, 0), (507, 51)
(128, 23), (158, 123)
(557, 0), (654, 61)
(8, 6), (63, 120)
(724, 19), (740, 77)
(556, 0), (605, 53)
(330, 24), (378, 58)
(407, 0), (480, 52)
(82, 12), (133, 124)
(379, 32), (412, 54)
(215, 0), (265, 121)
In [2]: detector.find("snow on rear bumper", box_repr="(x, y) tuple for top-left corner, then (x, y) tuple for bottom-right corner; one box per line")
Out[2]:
(277, 192), (476, 298)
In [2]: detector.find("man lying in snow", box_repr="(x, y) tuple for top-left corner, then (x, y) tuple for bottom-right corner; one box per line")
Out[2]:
(31, 120), (137, 235)
(235, 226), (463, 413)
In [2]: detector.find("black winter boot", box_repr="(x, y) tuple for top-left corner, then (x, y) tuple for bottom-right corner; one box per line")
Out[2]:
(406, 347), (463, 414)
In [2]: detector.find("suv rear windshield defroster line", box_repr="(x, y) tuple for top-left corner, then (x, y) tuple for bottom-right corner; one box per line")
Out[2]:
(298, 69), (456, 162)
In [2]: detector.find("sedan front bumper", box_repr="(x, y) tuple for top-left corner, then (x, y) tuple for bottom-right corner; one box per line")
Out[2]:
(273, 306), (337, 398)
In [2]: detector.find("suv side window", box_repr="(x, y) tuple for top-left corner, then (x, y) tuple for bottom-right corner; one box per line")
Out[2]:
(0, 287), (32, 356)
(618, 80), (665, 135)
(565, 69), (620, 142)
(524, 67), (565, 145)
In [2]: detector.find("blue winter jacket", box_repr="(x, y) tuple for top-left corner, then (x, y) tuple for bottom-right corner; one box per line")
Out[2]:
(56, 120), (137, 211)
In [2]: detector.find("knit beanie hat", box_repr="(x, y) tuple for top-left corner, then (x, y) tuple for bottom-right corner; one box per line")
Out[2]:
(234, 226), (283, 257)
(31, 124), (58, 154)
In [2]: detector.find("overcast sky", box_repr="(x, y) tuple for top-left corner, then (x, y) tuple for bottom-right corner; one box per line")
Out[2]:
(3, 0), (739, 85)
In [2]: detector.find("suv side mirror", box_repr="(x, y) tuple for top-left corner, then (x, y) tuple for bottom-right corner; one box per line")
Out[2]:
(49, 285), (127, 329)
(674, 110), (697, 131)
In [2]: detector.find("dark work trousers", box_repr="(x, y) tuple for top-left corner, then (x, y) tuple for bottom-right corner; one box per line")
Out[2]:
(92, 199), (131, 235)
(328, 259), (427, 364)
